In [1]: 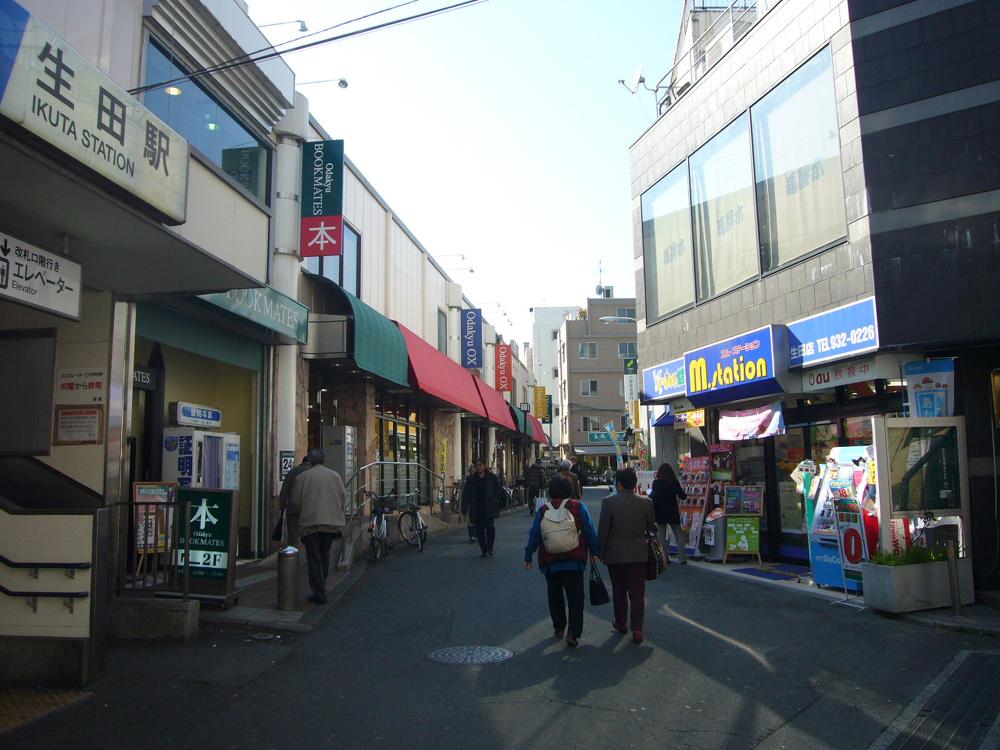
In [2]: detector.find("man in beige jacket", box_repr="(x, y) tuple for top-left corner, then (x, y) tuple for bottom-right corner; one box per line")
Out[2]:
(289, 449), (347, 604)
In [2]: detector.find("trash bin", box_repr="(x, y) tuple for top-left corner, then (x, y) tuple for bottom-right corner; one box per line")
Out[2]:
(704, 512), (726, 562)
(277, 545), (299, 611)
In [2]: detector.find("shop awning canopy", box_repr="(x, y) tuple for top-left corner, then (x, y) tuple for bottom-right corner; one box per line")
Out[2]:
(528, 414), (548, 444)
(472, 375), (517, 430)
(397, 324), (488, 418)
(508, 404), (530, 436)
(572, 445), (617, 456)
(652, 410), (675, 427)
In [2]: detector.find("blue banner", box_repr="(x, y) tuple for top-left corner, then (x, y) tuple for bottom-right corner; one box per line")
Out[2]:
(787, 297), (878, 368)
(0, 1), (30, 101)
(642, 357), (686, 401)
(461, 308), (483, 368)
(683, 326), (780, 403)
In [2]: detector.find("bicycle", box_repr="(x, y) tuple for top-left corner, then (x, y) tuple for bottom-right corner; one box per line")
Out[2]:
(363, 490), (395, 562)
(397, 493), (429, 552)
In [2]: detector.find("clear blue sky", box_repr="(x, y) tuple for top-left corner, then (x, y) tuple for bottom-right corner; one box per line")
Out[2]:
(250, 0), (683, 345)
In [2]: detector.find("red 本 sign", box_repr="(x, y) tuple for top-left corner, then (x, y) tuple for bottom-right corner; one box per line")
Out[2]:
(495, 343), (511, 392)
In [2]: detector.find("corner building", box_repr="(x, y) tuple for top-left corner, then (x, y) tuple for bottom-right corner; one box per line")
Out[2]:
(632, 0), (1000, 589)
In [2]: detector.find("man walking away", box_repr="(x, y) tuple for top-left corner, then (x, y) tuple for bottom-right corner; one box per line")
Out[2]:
(570, 457), (588, 489)
(598, 467), (656, 644)
(557, 459), (582, 499)
(278, 455), (310, 547)
(289, 449), (347, 604)
(461, 457), (503, 557)
(526, 457), (546, 509)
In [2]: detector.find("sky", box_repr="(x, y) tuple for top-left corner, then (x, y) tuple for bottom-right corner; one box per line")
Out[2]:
(248, 0), (683, 346)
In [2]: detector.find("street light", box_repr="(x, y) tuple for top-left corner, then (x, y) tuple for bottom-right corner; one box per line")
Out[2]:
(298, 78), (349, 89)
(259, 19), (309, 32)
(599, 316), (636, 325)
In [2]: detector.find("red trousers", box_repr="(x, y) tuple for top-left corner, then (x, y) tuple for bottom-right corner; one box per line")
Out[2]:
(607, 562), (647, 631)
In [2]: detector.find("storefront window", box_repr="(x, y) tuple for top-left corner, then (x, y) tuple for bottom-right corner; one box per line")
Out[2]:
(144, 41), (271, 204)
(844, 416), (873, 445)
(375, 393), (430, 501)
(887, 425), (962, 512)
(691, 113), (758, 300)
(641, 162), (695, 319)
(809, 423), (838, 466)
(752, 48), (846, 271)
(304, 223), (362, 296)
(775, 432), (806, 533)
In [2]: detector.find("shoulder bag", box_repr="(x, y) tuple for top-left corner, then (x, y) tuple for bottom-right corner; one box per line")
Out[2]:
(589, 562), (610, 606)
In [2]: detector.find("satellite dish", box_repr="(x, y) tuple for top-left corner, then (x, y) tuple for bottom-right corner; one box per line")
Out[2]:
(629, 63), (644, 93)
(595, 284), (604, 296)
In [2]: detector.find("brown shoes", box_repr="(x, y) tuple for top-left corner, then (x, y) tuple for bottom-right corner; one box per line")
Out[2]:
(632, 630), (644, 644)
(611, 622), (628, 634)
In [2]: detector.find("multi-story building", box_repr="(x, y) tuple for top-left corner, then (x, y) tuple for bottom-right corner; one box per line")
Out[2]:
(631, 0), (1000, 589)
(532, 306), (581, 448)
(558, 297), (637, 470)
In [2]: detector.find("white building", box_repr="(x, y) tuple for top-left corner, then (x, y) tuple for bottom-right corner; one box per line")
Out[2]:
(531, 306), (580, 447)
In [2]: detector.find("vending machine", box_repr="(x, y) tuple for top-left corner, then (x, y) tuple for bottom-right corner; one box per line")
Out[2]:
(162, 428), (241, 489)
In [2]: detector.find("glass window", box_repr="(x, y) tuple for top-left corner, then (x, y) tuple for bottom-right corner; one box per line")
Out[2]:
(753, 48), (846, 271)
(691, 113), (758, 300)
(144, 41), (271, 204)
(580, 379), (599, 397)
(437, 310), (447, 354)
(579, 342), (598, 359)
(616, 307), (636, 319)
(887, 426), (961, 512)
(618, 342), (637, 359)
(641, 162), (695, 318)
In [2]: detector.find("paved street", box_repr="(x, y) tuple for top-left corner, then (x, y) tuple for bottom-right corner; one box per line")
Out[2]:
(7, 487), (1000, 749)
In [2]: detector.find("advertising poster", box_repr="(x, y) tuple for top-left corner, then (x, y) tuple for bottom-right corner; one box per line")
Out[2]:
(725, 516), (760, 555)
(710, 444), (734, 480)
(833, 496), (868, 583)
(904, 359), (955, 417)
(718, 401), (785, 441)
(53, 405), (103, 445)
(132, 482), (177, 553)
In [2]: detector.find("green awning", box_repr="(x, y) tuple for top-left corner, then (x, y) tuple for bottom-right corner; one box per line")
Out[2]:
(342, 289), (409, 387)
(509, 404), (531, 436)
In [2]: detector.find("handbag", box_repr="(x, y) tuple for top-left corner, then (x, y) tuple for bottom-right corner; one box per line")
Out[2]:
(645, 532), (667, 581)
(589, 563), (610, 606)
(272, 508), (285, 542)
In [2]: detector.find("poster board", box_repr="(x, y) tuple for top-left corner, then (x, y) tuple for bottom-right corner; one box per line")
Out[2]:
(678, 456), (710, 556)
(132, 482), (177, 553)
(723, 515), (761, 564)
(723, 485), (763, 515)
(175, 488), (237, 599)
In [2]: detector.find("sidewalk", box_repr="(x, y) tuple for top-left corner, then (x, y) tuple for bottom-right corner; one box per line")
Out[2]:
(684, 556), (1000, 638)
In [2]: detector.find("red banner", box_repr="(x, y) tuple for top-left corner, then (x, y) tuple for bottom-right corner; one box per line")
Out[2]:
(495, 343), (511, 392)
(300, 215), (343, 258)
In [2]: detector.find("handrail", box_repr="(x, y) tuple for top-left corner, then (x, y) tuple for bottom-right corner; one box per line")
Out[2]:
(0, 553), (92, 570)
(0, 583), (89, 598)
(345, 459), (446, 491)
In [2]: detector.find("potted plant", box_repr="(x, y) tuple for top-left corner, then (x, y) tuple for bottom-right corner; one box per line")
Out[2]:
(861, 544), (975, 614)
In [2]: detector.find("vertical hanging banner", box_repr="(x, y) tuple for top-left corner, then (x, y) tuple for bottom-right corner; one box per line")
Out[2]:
(533, 385), (547, 417)
(904, 359), (955, 417)
(495, 343), (512, 392)
(543, 395), (553, 424)
(461, 308), (483, 368)
(300, 139), (344, 257)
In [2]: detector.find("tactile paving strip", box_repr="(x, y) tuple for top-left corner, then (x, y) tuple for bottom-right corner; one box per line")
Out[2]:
(0, 688), (91, 733)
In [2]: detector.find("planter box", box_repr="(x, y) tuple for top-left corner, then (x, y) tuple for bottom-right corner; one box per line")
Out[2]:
(861, 558), (975, 614)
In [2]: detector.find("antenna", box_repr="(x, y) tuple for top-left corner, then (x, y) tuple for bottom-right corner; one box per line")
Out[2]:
(595, 260), (604, 296)
(618, 63), (645, 94)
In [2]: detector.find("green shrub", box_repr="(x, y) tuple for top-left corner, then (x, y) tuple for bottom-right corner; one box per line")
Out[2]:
(870, 545), (948, 566)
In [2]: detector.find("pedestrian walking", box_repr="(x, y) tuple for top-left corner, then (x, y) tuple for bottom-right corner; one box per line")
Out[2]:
(556, 458), (582, 499)
(570, 456), (588, 489)
(524, 474), (600, 647)
(277, 454), (310, 546)
(598, 467), (656, 644)
(526, 457), (546, 506)
(650, 462), (687, 564)
(289, 448), (347, 604)
(461, 457), (503, 557)
(462, 463), (478, 543)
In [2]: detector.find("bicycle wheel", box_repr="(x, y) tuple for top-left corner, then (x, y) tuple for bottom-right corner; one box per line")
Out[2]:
(398, 510), (420, 547)
(369, 532), (383, 562)
(417, 515), (428, 550)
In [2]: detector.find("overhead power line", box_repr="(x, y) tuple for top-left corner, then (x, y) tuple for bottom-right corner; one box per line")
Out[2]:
(130, 0), (488, 96)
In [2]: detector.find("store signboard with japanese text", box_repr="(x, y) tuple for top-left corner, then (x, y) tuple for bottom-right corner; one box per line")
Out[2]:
(199, 286), (308, 343)
(725, 515), (761, 555)
(171, 402), (222, 428)
(0, 232), (81, 319)
(176, 488), (236, 595)
(495, 343), (511, 392)
(683, 326), (783, 403)
(642, 357), (686, 401)
(802, 353), (916, 393)
(533, 386), (547, 419)
(57, 367), (105, 405)
(588, 430), (626, 444)
(0, 1), (188, 222)
(673, 408), (705, 429)
(461, 309), (483, 368)
(788, 297), (878, 368)
(300, 139), (344, 257)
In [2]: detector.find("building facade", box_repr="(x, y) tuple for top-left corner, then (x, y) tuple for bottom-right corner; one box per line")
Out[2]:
(632, 0), (1000, 588)
(531, 306), (580, 448)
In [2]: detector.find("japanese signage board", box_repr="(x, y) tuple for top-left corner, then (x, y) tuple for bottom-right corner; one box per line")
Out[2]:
(623, 373), (639, 403)
(0, 232), (81, 319)
(199, 286), (309, 343)
(642, 357), (686, 401)
(588, 430), (626, 444)
(132, 482), (177, 553)
(300, 139), (344, 257)
(533, 385), (547, 419)
(788, 297), (878, 368)
(623, 357), (638, 375)
(684, 325), (781, 402)
(461, 308), (483, 368)
(495, 343), (511, 392)
(56, 367), (105, 405)
(673, 408), (705, 429)
(833, 495), (869, 583)
(725, 515), (761, 556)
(0, 1), (189, 222)
(176, 488), (237, 596)
(53, 405), (102, 444)
(171, 402), (222, 428)
(278, 450), (296, 483)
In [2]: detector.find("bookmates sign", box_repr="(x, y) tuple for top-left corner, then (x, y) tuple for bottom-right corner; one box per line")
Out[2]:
(0, 0), (189, 222)
(300, 139), (344, 258)
(461, 308), (483, 368)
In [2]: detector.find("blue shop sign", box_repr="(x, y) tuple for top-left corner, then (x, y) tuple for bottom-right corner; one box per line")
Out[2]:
(787, 297), (878, 368)
(173, 402), (222, 428)
(642, 357), (686, 402)
(683, 325), (786, 405)
(461, 308), (483, 368)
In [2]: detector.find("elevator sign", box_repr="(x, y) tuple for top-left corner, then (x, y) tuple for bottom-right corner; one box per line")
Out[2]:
(0, 231), (81, 319)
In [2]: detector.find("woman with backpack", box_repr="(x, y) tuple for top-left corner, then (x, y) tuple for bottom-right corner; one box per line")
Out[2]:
(523, 474), (600, 647)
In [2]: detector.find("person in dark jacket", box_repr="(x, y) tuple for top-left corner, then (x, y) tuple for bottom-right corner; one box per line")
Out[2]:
(570, 457), (588, 488)
(650, 462), (687, 564)
(525, 458), (546, 505)
(524, 474), (600, 647)
(461, 458), (503, 557)
(598, 467), (656, 644)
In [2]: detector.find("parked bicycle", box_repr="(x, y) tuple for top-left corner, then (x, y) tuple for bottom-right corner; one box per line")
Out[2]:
(397, 492), (428, 552)
(362, 490), (395, 562)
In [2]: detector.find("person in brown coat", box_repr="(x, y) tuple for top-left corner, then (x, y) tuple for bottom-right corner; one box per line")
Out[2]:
(557, 459), (582, 499)
(597, 467), (656, 644)
(290, 448), (347, 604)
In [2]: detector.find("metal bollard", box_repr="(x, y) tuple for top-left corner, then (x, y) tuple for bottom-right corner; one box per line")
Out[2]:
(277, 545), (299, 611)
(946, 541), (962, 617)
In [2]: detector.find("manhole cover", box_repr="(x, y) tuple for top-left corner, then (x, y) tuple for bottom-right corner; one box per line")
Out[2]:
(426, 646), (513, 665)
(251, 632), (274, 641)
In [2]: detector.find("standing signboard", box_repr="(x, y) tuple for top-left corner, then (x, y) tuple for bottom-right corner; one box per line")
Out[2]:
(132, 482), (177, 564)
(724, 516), (762, 563)
(833, 495), (869, 585)
(300, 139), (345, 257)
(175, 487), (237, 602)
(461, 309), (483, 368)
(678, 456), (710, 557)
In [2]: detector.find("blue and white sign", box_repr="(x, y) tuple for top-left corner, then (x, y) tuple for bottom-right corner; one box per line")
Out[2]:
(461, 308), (483, 368)
(683, 326), (783, 404)
(788, 297), (878, 368)
(173, 402), (222, 428)
(904, 359), (955, 417)
(642, 357), (686, 402)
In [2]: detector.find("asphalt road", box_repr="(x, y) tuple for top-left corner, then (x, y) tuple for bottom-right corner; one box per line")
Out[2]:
(7, 487), (1000, 749)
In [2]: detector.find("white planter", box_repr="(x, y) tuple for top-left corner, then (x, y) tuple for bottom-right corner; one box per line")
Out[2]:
(861, 558), (975, 613)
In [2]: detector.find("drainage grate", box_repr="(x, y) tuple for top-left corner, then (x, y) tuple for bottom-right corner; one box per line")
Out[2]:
(870, 651), (1000, 750)
(426, 646), (513, 665)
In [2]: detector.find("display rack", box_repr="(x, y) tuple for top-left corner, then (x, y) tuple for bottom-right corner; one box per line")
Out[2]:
(677, 456), (710, 557)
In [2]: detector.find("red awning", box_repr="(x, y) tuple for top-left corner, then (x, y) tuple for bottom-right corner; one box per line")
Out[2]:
(472, 375), (518, 431)
(528, 414), (548, 444)
(396, 324), (487, 418)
